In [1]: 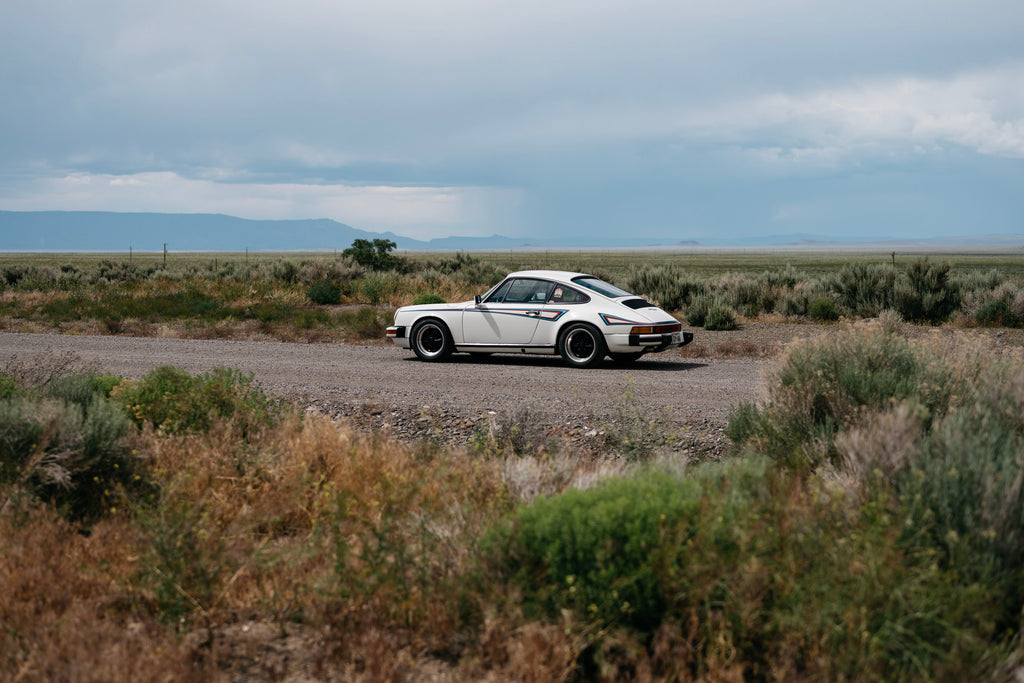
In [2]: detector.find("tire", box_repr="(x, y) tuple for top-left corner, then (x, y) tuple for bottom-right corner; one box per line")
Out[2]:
(558, 323), (607, 368)
(610, 352), (644, 364)
(410, 319), (454, 362)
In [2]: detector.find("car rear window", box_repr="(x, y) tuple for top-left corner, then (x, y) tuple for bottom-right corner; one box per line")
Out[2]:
(572, 276), (632, 299)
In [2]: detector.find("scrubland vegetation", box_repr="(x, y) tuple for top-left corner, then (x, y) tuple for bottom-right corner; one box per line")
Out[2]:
(2, 321), (1024, 678)
(4, 249), (1024, 679)
(2, 250), (1024, 340)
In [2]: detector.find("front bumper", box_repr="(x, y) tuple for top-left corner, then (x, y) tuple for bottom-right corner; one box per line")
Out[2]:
(386, 325), (410, 348)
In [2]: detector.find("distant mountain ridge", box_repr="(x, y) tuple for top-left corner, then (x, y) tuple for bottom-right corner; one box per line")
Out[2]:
(1, 210), (1022, 251)
(0, 211), (425, 251)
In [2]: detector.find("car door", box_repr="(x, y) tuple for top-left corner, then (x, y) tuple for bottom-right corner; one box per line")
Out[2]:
(529, 283), (590, 346)
(462, 277), (552, 345)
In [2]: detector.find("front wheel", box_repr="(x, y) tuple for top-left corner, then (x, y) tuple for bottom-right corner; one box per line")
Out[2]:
(410, 319), (454, 362)
(558, 323), (607, 368)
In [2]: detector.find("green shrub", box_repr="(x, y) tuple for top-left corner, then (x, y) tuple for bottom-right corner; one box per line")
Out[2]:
(831, 263), (898, 317)
(307, 279), (342, 305)
(43, 372), (122, 409)
(96, 259), (153, 283)
(336, 307), (388, 339)
(48, 289), (230, 324)
(242, 300), (293, 323)
(729, 328), (964, 469)
(112, 366), (282, 437)
(0, 384), (145, 522)
(807, 296), (840, 321)
(271, 260), (300, 284)
(487, 458), (995, 679)
(724, 400), (761, 445)
(412, 293), (445, 305)
(492, 467), (707, 631)
(704, 303), (738, 330)
(852, 363), (1024, 631)
(624, 265), (707, 311)
(730, 276), (775, 316)
(138, 495), (231, 624)
(0, 374), (19, 400)
(895, 258), (960, 324)
(295, 309), (330, 329)
(342, 238), (407, 272)
(685, 294), (713, 327)
(969, 283), (1024, 327)
(359, 275), (395, 305)
(779, 292), (807, 316)
(955, 268), (1004, 294)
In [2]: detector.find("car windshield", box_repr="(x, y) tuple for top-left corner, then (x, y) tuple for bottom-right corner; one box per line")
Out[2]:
(572, 276), (632, 299)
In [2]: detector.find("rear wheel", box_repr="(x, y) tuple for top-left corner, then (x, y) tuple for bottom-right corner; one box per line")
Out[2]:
(410, 319), (454, 362)
(558, 323), (606, 368)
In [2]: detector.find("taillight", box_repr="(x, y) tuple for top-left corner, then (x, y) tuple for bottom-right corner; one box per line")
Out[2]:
(629, 323), (681, 334)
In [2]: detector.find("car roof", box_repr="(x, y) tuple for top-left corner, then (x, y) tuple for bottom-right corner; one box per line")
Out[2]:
(505, 269), (590, 282)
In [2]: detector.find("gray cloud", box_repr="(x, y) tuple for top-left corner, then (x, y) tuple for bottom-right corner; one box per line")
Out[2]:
(2, 0), (1022, 241)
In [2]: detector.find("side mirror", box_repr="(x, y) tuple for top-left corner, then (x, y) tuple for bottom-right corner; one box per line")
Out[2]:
(474, 295), (482, 305)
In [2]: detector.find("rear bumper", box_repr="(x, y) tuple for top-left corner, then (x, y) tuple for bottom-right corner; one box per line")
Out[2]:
(627, 330), (694, 349)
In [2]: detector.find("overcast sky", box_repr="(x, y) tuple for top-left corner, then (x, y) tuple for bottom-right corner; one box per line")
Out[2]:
(1, 0), (1022, 242)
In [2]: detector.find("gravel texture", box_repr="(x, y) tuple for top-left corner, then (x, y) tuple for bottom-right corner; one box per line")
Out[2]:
(4, 321), (1020, 457)
(0, 330), (775, 457)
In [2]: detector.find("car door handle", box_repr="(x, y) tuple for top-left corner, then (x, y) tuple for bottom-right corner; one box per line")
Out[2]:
(528, 310), (541, 316)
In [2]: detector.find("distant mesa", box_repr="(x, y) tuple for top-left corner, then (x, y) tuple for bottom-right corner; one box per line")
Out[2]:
(1, 210), (1022, 251)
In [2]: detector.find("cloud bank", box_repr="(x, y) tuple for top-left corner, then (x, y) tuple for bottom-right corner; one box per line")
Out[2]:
(1, 0), (1022, 242)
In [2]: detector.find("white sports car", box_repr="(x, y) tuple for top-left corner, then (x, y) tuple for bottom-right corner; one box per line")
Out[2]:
(386, 270), (693, 367)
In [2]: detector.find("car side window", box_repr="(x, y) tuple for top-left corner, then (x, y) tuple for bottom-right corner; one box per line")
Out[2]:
(502, 278), (553, 304)
(483, 279), (513, 303)
(548, 285), (590, 304)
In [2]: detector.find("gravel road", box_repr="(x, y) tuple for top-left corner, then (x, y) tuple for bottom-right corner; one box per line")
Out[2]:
(0, 332), (772, 455)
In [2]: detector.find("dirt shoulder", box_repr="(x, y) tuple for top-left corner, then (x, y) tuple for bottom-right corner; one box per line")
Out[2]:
(2, 321), (1019, 458)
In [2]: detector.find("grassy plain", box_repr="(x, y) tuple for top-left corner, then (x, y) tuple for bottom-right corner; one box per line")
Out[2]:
(7, 246), (1024, 279)
(4, 247), (1024, 339)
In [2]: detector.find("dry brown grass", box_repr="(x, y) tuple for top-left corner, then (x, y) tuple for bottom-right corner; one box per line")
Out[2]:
(0, 507), (204, 681)
(0, 409), (533, 679)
